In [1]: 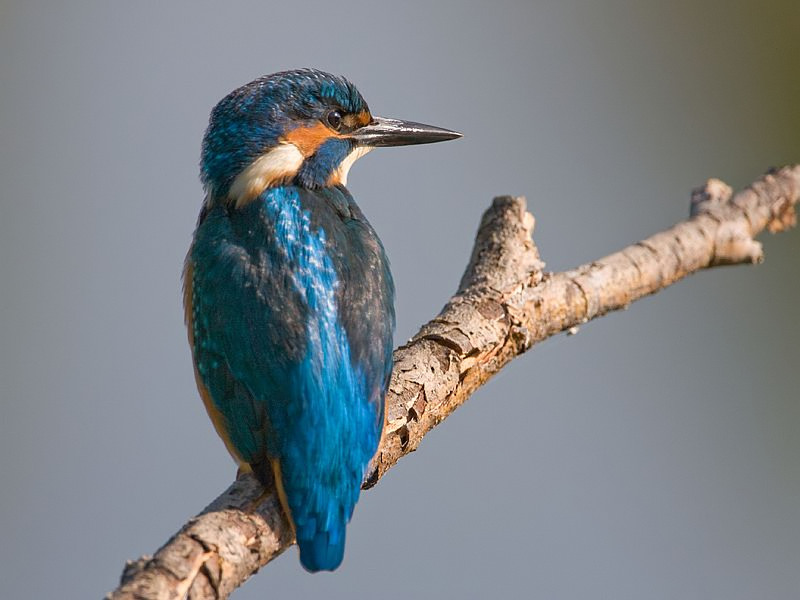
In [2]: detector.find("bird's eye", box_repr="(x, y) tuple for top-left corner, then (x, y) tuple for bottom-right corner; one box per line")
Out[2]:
(326, 110), (343, 131)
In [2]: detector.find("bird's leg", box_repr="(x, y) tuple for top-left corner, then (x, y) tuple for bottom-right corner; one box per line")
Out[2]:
(238, 461), (275, 512)
(246, 487), (273, 512)
(362, 407), (389, 489)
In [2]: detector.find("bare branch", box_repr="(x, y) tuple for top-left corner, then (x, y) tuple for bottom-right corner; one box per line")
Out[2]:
(108, 165), (800, 600)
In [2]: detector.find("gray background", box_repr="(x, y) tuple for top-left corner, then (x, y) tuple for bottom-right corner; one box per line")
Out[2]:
(1, 1), (798, 598)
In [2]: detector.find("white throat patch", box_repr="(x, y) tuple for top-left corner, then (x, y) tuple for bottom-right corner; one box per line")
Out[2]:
(226, 142), (373, 206)
(228, 143), (304, 207)
(329, 146), (373, 186)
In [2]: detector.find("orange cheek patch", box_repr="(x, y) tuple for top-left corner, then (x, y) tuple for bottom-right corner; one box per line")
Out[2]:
(283, 122), (339, 157)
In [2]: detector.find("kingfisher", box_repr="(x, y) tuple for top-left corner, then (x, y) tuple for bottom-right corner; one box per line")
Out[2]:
(183, 69), (460, 572)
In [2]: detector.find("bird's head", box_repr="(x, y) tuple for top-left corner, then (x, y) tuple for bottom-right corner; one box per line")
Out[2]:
(201, 69), (461, 206)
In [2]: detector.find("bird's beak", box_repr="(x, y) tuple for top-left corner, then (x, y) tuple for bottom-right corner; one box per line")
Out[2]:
(352, 116), (462, 147)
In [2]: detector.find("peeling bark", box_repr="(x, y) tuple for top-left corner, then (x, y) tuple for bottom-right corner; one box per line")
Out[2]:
(108, 165), (800, 600)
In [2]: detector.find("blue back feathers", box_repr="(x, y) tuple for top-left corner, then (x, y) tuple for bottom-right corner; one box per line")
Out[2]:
(189, 184), (394, 571)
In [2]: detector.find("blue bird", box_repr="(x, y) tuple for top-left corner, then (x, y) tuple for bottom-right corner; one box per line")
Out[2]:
(184, 69), (460, 572)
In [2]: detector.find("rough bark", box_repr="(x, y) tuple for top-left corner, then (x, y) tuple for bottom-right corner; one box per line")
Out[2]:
(108, 165), (799, 600)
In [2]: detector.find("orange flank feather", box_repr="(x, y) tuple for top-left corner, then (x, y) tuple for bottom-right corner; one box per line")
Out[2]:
(182, 256), (248, 469)
(271, 458), (298, 535)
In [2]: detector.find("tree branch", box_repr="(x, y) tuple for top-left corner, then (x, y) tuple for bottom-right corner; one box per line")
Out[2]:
(108, 165), (799, 600)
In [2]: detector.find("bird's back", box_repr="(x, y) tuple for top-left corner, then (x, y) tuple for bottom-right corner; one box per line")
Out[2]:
(186, 184), (394, 571)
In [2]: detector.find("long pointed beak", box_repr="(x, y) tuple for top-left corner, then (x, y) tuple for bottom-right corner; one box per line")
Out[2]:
(352, 116), (462, 147)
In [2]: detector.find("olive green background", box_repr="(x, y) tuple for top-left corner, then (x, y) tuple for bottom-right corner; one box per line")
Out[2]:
(1, 1), (798, 598)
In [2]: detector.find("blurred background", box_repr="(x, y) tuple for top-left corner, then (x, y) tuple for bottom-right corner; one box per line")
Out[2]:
(1, 1), (798, 598)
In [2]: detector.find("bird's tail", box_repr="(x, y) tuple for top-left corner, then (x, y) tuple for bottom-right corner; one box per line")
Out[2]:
(297, 521), (346, 572)
(267, 458), (350, 572)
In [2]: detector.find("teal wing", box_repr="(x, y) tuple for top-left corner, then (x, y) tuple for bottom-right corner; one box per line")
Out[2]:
(186, 203), (308, 472)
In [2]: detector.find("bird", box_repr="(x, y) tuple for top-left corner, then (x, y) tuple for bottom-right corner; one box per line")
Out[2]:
(183, 69), (461, 572)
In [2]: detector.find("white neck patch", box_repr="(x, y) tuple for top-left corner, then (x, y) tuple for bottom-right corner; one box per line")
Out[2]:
(225, 142), (373, 206)
(228, 143), (304, 207)
(329, 146), (373, 186)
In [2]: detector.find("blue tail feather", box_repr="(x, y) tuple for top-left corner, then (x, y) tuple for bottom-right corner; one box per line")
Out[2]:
(297, 522), (346, 572)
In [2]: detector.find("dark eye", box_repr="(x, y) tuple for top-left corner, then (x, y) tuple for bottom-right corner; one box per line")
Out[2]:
(326, 110), (343, 131)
